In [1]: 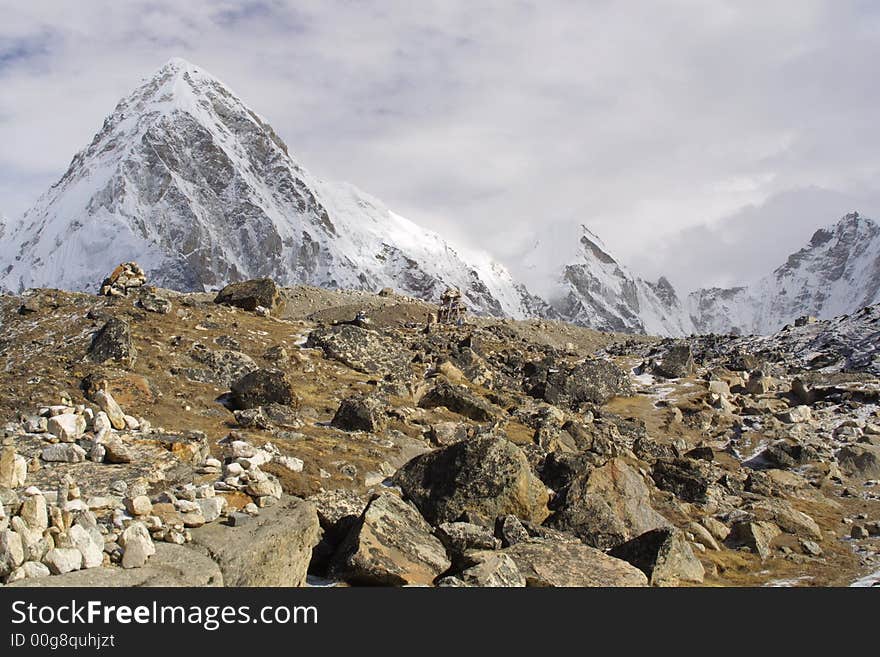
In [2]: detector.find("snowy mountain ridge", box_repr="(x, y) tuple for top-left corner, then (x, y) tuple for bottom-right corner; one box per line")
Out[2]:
(2, 58), (878, 338)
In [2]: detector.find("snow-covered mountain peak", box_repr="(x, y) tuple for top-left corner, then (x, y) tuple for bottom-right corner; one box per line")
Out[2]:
(688, 211), (880, 335)
(520, 222), (694, 336)
(0, 59), (542, 319)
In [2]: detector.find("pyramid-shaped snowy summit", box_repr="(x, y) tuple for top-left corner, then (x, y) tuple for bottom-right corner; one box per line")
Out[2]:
(0, 58), (543, 318)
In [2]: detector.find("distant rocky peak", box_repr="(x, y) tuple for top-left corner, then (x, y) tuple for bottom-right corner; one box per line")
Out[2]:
(578, 225), (619, 265)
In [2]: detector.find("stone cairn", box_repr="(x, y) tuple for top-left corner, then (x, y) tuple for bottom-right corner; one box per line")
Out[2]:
(437, 287), (466, 325)
(0, 389), (284, 584)
(99, 262), (146, 297)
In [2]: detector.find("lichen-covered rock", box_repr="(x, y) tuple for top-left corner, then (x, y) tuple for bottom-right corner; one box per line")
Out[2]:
(89, 317), (136, 365)
(306, 324), (412, 379)
(435, 522), (501, 559)
(393, 435), (550, 526)
(491, 539), (648, 587)
(138, 289), (172, 314)
(417, 381), (502, 422)
(331, 395), (388, 432)
(441, 552), (525, 587)
(185, 344), (258, 386)
(230, 368), (299, 410)
(530, 358), (633, 408)
(650, 457), (711, 503)
(653, 343), (695, 379)
(42, 443), (87, 463)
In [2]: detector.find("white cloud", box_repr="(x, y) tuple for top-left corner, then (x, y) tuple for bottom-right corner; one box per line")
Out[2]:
(2, 0), (880, 294)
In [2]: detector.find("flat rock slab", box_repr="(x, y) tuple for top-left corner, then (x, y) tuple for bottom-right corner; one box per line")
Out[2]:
(7, 543), (222, 587)
(490, 539), (648, 587)
(189, 495), (320, 587)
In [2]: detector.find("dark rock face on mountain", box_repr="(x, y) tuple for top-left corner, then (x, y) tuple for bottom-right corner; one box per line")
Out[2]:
(517, 212), (880, 337)
(521, 226), (694, 336)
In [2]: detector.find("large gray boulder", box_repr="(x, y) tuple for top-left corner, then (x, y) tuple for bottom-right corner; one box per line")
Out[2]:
(650, 457), (711, 503)
(548, 457), (669, 549)
(331, 395), (388, 432)
(230, 368), (299, 410)
(185, 344), (258, 386)
(214, 278), (283, 312)
(728, 520), (781, 560)
(539, 359), (634, 408)
(653, 343), (695, 379)
(333, 493), (451, 586)
(440, 552), (525, 587)
(392, 435), (550, 526)
(189, 496), (320, 586)
(306, 324), (412, 379)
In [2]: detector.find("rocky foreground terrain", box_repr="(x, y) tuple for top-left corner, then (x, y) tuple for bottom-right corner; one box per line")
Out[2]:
(1, 271), (879, 587)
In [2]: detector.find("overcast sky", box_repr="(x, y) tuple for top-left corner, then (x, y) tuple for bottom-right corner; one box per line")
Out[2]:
(2, 1), (880, 294)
